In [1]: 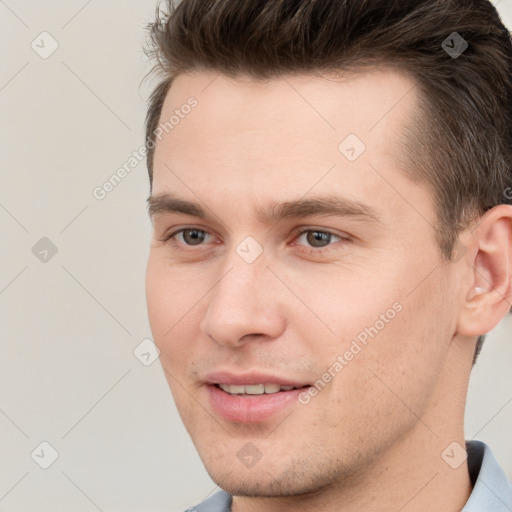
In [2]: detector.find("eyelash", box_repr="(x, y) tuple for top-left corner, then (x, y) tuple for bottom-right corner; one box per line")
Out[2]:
(161, 226), (349, 255)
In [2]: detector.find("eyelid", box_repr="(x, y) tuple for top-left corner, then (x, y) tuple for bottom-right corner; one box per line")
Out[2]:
(294, 226), (347, 240)
(161, 225), (215, 244)
(291, 227), (350, 253)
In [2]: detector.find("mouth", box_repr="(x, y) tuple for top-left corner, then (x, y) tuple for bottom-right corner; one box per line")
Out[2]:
(206, 378), (312, 423)
(215, 383), (308, 396)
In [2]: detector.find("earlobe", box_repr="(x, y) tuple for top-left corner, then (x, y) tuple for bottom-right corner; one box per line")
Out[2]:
(456, 205), (512, 338)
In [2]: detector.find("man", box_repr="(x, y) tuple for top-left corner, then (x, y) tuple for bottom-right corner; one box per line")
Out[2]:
(143, 0), (512, 510)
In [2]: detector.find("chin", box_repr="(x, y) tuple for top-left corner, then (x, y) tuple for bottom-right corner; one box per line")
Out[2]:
(201, 454), (343, 499)
(207, 473), (306, 498)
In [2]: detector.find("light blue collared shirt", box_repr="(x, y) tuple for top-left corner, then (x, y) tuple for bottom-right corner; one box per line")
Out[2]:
(463, 441), (512, 511)
(187, 440), (512, 511)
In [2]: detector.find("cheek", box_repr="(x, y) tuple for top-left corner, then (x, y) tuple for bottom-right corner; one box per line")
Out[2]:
(284, 263), (405, 356)
(348, 292), (450, 424)
(146, 256), (194, 328)
(306, 278), (446, 421)
(145, 258), (194, 360)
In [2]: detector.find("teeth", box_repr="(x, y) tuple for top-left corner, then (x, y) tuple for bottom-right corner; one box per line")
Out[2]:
(225, 384), (245, 394)
(264, 384), (281, 394)
(218, 383), (298, 395)
(245, 384), (265, 394)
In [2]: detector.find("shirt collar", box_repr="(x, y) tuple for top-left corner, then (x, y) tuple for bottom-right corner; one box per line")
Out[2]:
(462, 440), (512, 511)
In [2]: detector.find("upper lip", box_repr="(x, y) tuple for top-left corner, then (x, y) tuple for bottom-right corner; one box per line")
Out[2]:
(204, 371), (310, 387)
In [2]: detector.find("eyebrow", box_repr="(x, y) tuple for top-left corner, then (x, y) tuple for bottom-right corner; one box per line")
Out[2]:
(146, 192), (380, 225)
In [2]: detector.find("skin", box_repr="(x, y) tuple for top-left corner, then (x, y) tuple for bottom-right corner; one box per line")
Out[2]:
(145, 68), (512, 511)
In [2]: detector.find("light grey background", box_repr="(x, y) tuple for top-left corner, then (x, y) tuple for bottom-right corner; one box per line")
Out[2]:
(0, 1), (511, 511)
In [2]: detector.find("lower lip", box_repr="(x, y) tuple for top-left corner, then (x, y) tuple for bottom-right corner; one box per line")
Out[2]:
(207, 385), (309, 423)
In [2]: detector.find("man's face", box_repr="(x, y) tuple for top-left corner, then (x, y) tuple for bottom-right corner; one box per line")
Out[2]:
(145, 69), (460, 496)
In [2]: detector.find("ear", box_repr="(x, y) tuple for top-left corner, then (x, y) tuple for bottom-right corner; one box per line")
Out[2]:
(456, 205), (512, 337)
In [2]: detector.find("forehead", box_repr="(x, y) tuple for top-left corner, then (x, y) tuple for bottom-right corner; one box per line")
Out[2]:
(153, 68), (417, 166)
(150, 68), (429, 226)
(158, 67), (417, 138)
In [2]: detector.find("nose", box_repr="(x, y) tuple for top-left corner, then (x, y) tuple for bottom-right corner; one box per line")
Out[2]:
(200, 254), (286, 348)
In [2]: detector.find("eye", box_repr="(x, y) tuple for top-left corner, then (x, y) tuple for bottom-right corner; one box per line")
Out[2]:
(164, 227), (214, 246)
(294, 229), (344, 251)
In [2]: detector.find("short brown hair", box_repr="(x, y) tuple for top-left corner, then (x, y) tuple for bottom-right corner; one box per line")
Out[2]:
(144, 0), (512, 359)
